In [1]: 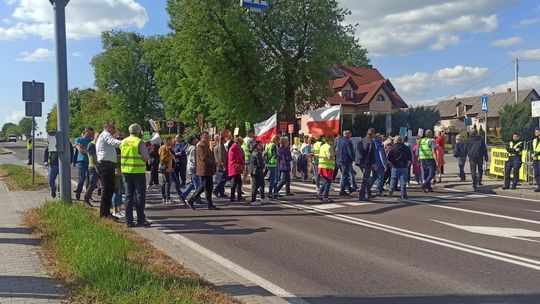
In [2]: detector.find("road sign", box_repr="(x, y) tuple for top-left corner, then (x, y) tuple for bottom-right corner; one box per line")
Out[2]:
(464, 118), (472, 126)
(481, 95), (488, 113)
(25, 101), (42, 117)
(240, 0), (268, 12)
(165, 120), (174, 128)
(532, 100), (540, 117)
(22, 81), (44, 102)
(279, 122), (287, 132)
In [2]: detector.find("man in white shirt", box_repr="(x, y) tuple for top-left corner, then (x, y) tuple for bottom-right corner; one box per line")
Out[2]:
(96, 122), (122, 218)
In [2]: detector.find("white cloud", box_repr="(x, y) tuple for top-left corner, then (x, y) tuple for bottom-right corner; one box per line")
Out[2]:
(509, 48), (540, 59)
(491, 36), (523, 47)
(0, 0), (148, 41)
(514, 18), (540, 28)
(3, 0), (17, 5)
(16, 47), (54, 62)
(72, 52), (81, 58)
(5, 111), (24, 124)
(339, 0), (519, 56)
(392, 65), (490, 98)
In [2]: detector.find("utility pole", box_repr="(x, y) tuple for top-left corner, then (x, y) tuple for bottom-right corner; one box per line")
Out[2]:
(50, 0), (71, 202)
(515, 58), (519, 105)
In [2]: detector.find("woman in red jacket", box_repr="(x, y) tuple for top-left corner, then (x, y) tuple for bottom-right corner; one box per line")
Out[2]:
(228, 136), (245, 201)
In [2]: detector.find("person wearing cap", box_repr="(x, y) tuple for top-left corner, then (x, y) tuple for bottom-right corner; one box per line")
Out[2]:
(120, 123), (151, 227)
(419, 129), (437, 193)
(466, 128), (488, 191)
(355, 128), (377, 201)
(370, 133), (388, 196)
(503, 133), (523, 190)
(531, 127), (540, 192)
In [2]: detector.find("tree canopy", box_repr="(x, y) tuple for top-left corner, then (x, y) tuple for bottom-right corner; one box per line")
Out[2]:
(499, 102), (536, 142)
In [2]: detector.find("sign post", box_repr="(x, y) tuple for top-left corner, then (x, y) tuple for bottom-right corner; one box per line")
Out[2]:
(22, 80), (44, 185)
(482, 95), (488, 173)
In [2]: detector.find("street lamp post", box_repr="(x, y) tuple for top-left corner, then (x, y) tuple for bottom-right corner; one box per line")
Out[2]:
(50, 0), (71, 202)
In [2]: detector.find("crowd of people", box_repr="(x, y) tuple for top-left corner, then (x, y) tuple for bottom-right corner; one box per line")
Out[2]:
(43, 119), (540, 228)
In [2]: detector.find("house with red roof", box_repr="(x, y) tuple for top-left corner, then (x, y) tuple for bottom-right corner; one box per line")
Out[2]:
(299, 64), (409, 135)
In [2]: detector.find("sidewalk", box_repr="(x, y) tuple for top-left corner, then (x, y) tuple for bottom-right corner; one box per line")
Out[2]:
(435, 155), (540, 200)
(0, 153), (60, 303)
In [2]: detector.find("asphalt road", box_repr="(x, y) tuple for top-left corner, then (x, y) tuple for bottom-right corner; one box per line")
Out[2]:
(3, 142), (540, 304)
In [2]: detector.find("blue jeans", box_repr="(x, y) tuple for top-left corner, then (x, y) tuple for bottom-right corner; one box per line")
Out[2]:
(181, 173), (201, 203)
(267, 167), (277, 195)
(314, 160), (320, 188)
(370, 166), (385, 194)
(161, 172), (172, 200)
(123, 173), (146, 225)
(349, 167), (358, 191)
(457, 157), (466, 181)
(275, 170), (291, 195)
(319, 176), (332, 198)
(75, 161), (89, 195)
(84, 167), (100, 202)
(112, 175), (123, 208)
(214, 171), (228, 196)
(338, 161), (351, 193)
(421, 159), (436, 190)
(47, 164), (59, 194)
(390, 167), (408, 196)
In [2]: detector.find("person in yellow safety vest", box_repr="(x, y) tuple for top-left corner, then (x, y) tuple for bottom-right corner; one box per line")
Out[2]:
(26, 137), (33, 165)
(531, 127), (540, 192)
(312, 138), (324, 190)
(503, 133), (523, 190)
(418, 129), (437, 193)
(317, 135), (336, 203)
(120, 123), (151, 228)
(265, 135), (279, 198)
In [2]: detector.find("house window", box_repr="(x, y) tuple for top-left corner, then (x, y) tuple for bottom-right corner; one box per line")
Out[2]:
(343, 90), (352, 99)
(376, 94), (385, 101)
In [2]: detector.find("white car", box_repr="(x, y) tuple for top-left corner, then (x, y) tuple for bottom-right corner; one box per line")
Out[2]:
(8, 135), (17, 142)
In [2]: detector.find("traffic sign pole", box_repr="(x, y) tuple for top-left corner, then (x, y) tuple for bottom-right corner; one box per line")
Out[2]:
(51, 0), (72, 202)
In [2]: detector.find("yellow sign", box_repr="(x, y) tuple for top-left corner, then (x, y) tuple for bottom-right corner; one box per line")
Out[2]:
(489, 148), (526, 180)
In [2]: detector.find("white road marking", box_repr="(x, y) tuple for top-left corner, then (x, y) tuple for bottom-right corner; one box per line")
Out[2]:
(314, 203), (344, 210)
(162, 228), (311, 304)
(433, 220), (540, 243)
(343, 202), (374, 207)
(272, 200), (540, 271)
(529, 210), (540, 213)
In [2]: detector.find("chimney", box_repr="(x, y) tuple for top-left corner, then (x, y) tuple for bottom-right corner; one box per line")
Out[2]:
(507, 88), (512, 92)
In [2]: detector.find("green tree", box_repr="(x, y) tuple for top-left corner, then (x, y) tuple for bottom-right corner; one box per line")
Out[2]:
(46, 104), (58, 132)
(499, 102), (536, 142)
(167, 0), (370, 124)
(405, 106), (440, 136)
(17, 117), (35, 136)
(2, 122), (19, 136)
(91, 31), (162, 133)
(144, 36), (211, 129)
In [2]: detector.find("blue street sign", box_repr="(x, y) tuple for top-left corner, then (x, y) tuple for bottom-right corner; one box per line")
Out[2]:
(481, 95), (488, 113)
(241, 0), (269, 12)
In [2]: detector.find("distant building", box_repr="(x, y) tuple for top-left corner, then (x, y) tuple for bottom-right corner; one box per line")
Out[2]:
(299, 64), (408, 135)
(432, 88), (540, 134)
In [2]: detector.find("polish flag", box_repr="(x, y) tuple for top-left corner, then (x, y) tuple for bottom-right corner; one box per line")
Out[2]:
(307, 105), (341, 136)
(254, 113), (277, 144)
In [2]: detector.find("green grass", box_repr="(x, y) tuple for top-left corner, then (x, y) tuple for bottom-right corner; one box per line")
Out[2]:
(33, 202), (237, 304)
(0, 164), (48, 190)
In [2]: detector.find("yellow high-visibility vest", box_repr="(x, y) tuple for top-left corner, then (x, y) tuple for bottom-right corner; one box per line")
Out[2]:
(120, 136), (146, 174)
(318, 143), (335, 169)
(419, 137), (434, 160)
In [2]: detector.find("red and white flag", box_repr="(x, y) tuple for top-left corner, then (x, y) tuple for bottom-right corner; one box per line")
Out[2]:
(254, 113), (277, 144)
(307, 105), (341, 136)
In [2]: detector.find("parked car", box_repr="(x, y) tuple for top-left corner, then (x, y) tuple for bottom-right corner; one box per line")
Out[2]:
(8, 134), (17, 142)
(0, 137), (5, 142)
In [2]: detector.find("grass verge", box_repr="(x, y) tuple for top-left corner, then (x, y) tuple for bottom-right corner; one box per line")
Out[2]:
(0, 163), (48, 190)
(26, 202), (239, 304)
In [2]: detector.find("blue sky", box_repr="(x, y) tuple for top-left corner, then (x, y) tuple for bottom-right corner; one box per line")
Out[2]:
(1, 0), (540, 134)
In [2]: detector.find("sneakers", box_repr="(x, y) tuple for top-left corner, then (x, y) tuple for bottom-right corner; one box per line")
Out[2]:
(251, 200), (262, 206)
(51, 191), (56, 198)
(112, 211), (124, 218)
(401, 194), (409, 200)
(164, 199), (173, 205)
(261, 198), (270, 204)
